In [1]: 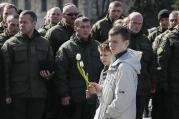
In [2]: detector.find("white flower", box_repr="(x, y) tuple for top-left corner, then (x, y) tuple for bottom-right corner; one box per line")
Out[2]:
(76, 53), (81, 61)
(80, 61), (84, 67)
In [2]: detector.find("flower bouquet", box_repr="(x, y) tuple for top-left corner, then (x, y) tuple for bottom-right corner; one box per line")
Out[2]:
(76, 53), (89, 90)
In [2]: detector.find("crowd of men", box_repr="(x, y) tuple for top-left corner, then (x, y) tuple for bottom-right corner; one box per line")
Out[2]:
(0, 1), (179, 119)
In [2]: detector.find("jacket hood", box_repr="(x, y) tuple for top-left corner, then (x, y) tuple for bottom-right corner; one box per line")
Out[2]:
(112, 48), (142, 74)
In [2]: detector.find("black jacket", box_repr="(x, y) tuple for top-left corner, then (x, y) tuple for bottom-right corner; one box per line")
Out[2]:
(55, 34), (103, 103)
(1, 30), (54, 98)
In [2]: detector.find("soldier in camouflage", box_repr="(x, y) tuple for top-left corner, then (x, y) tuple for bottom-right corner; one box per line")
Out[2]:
(152, 10), (179, 119)
(148, 9), (169, 43)
(157, 23), (179, 119)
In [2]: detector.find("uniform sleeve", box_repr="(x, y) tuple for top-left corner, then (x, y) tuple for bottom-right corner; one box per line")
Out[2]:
(148, 31), (156, 43)
(157, 36), (171, 91)
(106, 64), (136, 118)
(143, 36), (157, 85)
(54, 47), (70, 97)
(1, 42), (13, 97)
(91, 23), (101, 42)
(38, 28), (46, 37)
(0, 49), (3, 84)
(45, 29), (57, 54)
(47, 44), (54, 74)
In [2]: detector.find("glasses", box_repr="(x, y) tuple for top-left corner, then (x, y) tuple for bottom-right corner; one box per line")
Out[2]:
(170, 19), (177, 22)
(66, 13), (78, 17)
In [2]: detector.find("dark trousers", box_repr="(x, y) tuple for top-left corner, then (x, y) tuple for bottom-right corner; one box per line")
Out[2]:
(44, 91), (62, 119)
(171, 94), (179, 119)
(136, 95), (147, 119)
(12, 98), (46, 119)
(61, 101), (96, 119)
(144, 94), (151, 116)
(152, 90), (171, 119)
(0, 95), (12, 119)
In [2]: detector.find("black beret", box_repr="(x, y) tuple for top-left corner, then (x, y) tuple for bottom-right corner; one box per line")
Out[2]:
(158, 9), (170, 21)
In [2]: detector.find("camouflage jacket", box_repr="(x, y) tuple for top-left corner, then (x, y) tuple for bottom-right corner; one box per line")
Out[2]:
(148, 26), (167, 43)
(0, 22), (4, 34)
(157, 25), (179, 93)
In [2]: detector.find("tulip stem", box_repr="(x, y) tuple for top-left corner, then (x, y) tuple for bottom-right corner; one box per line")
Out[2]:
(77, 61), (89, 90)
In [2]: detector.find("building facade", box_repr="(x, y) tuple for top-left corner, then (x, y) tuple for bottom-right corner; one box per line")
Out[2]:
(0, 0), (130, 28)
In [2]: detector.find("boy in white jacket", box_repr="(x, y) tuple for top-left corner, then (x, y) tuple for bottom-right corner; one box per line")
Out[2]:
(87, 26), (142, 119)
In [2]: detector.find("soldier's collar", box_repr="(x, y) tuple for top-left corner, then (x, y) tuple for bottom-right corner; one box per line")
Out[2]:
(73, 34), (91, 45)
(17, 30), (40, 39)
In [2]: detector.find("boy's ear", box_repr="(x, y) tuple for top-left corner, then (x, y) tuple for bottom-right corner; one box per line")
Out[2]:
(125, 40), (129, 47)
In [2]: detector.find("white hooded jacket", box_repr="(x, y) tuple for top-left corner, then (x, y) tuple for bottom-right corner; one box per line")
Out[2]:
(94, 49), (142, 119)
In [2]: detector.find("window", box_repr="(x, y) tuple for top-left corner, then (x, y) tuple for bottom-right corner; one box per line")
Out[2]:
(41, 0), (47, 12)
(25, 0), (31, 10)
(57, 0), (63, 9)
(12, 0), (18, 7)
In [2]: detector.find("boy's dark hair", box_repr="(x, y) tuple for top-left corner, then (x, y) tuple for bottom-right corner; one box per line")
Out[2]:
(20, 10), (37, 22)
(109, 26), (130, 41)
(98, 41), (111, 53)
(74, 16), (90, 27)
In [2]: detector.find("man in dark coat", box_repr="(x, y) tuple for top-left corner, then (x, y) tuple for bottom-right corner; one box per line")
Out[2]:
(91, 1), (124, 43)
(38, 7), (62, 37)
(1, 10), (53, 119)
(127, 12), (156, 119)
(55, 16), (103, 119)
(45, 3), (79, 55)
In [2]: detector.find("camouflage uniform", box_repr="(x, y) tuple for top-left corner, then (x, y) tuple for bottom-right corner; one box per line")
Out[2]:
(151, 28), (173, 119)
(157, 24), (179, 119)
(0, 22), (4, 34)
(148, 26), (167, 43)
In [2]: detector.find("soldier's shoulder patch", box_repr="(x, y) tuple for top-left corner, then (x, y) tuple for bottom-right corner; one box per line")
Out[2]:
(157, 47), (164, 55)
(148, 27), (157, 34)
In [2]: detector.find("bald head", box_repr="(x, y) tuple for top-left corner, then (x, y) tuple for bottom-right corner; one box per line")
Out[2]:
(169, 11), (179, 28)
(62, 3), (79, 25)
(128, 12), (143, 33)
(48, 7), (62, 24)
(63, 4), (78, 14)
(128, 12), (143, 23)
